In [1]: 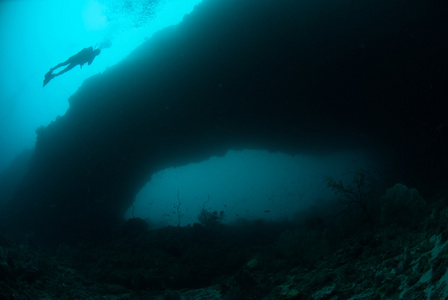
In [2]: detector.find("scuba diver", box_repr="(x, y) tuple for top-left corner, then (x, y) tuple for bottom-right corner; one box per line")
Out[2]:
(43, 46), (101, 87)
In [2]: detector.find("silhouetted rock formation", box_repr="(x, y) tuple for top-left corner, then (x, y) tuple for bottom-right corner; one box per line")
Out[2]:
(1, 0), (447, 244)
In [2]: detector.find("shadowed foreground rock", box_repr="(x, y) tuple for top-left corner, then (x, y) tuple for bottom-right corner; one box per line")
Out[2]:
(1, 0), (447, 244)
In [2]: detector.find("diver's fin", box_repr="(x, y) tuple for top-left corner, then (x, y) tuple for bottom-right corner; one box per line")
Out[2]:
(43, 72), (55, 87)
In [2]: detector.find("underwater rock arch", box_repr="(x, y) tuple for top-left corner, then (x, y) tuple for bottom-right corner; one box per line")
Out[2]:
(2, 0), (447, 244)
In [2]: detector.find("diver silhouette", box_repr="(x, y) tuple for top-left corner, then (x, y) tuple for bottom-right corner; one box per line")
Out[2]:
(43, 46), (101, 87)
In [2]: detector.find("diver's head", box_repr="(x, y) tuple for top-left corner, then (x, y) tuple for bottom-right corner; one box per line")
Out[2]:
(94, 49), (101, 56)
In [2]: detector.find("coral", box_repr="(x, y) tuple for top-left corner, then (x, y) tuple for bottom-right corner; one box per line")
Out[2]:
(380, 183), (427, 228)
(326, 169), (378, 229)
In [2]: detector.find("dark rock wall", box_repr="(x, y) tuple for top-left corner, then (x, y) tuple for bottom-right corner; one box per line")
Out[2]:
(2, 0), (447, 244)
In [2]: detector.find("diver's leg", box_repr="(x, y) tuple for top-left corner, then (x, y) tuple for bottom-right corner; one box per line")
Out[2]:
(43, 62), (74, 87)
(53, 63), (77, 76)
(51, 60), (70, 72)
